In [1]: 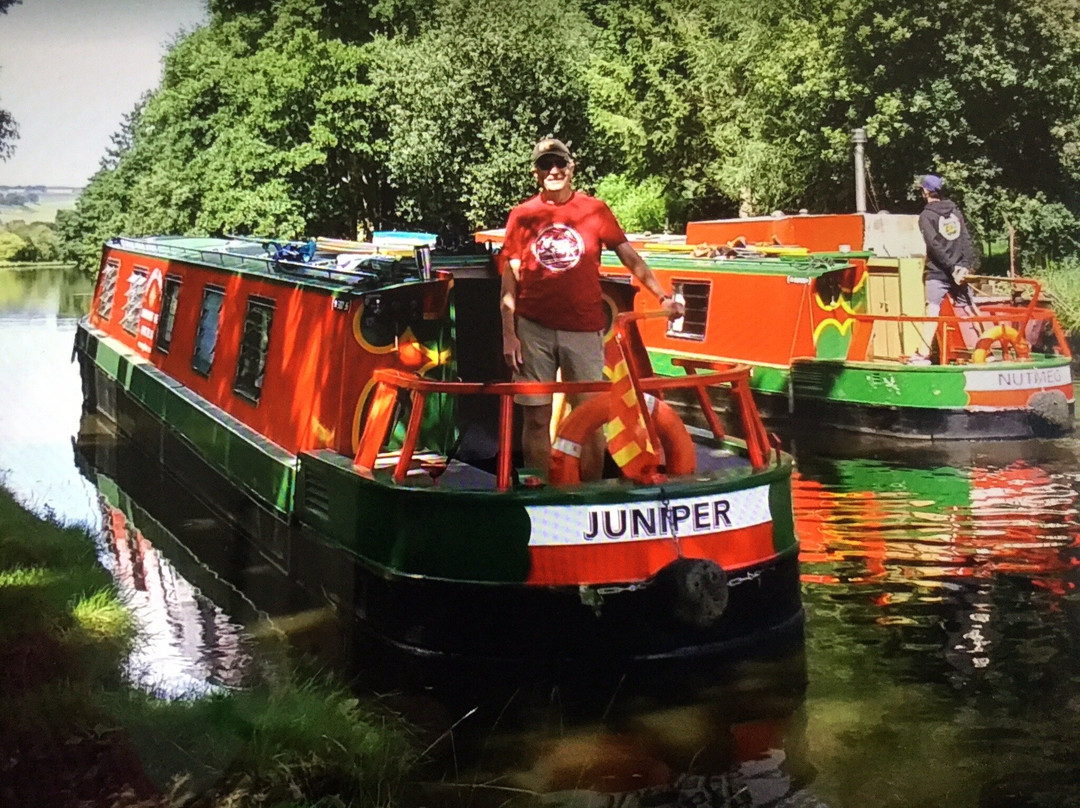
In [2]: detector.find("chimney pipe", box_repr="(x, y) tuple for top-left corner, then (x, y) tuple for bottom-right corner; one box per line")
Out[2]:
(852, 128), (867, 213)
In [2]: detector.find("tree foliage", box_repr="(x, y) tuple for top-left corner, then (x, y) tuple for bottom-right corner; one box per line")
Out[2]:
(0, 0), (22, 161)
(368, 0), (594, 237)
(59, 0), (1080, 269)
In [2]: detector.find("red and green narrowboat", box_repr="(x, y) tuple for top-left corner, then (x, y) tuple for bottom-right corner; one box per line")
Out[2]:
(74, 235), (802, 663)
(478, 211), (1074, 441)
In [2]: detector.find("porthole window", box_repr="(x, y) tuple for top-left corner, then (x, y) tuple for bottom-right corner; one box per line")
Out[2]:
(665, 280), (710, 342)
(192, 285), (225, 377)
(154, 276), (182, 354)
(233, 296), (275, 403)
(96, 260), (119, 322)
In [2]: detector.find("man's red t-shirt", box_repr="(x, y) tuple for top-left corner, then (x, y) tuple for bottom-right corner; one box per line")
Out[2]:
(502, 191), (627, 332)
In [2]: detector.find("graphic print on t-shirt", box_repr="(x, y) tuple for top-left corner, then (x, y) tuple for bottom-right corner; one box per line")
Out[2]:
(938, 213), (962, 241)
(532, 224), (584, 272)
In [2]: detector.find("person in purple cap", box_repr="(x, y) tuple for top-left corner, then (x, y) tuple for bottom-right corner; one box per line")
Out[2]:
(909, 173), (980, 365)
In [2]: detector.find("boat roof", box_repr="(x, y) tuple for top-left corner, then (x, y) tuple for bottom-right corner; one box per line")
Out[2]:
(474, 228), (861, 277)
(105, 235), (491, 294)
(600, 248), (861, 277)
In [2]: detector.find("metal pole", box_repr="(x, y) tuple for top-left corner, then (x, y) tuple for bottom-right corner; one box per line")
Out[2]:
(852, 127), (867, 213)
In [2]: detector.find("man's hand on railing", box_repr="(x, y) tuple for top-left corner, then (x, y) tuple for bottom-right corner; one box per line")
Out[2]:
(660, 297), (686, 320)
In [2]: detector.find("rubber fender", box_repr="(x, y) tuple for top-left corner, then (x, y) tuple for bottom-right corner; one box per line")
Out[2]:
(665, 557), (729, 629)
(1028, 390), (1072, 435)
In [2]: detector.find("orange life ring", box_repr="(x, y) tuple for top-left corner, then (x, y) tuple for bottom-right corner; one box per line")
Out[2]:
(972, 325), (1031, 363)
(549, 395), (696, 485)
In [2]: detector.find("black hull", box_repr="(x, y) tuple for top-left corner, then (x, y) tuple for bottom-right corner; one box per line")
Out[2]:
(666, 385), (1073, 443)
(790, 397), (1076, 442)
(77, 351), (804, 667)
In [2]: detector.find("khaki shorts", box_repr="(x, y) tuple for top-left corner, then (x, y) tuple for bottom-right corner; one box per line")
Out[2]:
(514, 316), (605, 406)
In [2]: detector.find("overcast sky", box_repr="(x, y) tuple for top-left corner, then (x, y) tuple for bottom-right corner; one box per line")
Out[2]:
(0, 0), (207, 187)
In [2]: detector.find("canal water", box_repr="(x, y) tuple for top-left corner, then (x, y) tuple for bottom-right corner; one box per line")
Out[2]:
(5, 267), (1080, 807)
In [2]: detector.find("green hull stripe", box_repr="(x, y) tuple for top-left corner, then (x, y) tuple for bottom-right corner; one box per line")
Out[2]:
(84, 326), (295, 515)
(791, 357), (1072, 408)
(647, 348), (1072, 410)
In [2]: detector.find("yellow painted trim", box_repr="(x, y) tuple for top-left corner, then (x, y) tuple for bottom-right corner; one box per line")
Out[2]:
(812, 317), (854, 344)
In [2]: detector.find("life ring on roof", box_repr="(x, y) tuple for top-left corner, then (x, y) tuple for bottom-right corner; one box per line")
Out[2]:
(972, 325), (1030, 363)
(549, 394), (696, 485)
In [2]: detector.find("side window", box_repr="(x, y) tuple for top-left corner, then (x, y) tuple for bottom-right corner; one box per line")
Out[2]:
(665, 280), (710, 342)
(154, 276), (182, 354)
(192, 285), (225, 377)
(96, 260), (120, 321)
(233, 297), (275, 403)
(120, 268), (148, 335)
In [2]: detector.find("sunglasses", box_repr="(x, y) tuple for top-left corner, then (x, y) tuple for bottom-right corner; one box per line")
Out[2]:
(535, 155), (569, 171)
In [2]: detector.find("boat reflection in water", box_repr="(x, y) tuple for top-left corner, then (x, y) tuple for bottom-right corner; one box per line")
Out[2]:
(75, 411), (822, 807)
(74, 412), (338, 698)
(792, 436), (1080, 687)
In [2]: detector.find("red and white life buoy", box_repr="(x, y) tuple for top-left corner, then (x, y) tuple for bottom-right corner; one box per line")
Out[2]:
(549, 394), (696, 485)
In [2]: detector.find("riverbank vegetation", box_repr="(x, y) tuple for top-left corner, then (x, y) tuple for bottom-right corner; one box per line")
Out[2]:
(49, 0), (1080, 271)
(0, 483), (419, 807)
(0, 220), (60, 261)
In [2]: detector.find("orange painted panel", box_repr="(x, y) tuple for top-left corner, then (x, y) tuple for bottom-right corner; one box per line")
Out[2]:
(635, 269), (814, 366)
(687, 214), (867, 252)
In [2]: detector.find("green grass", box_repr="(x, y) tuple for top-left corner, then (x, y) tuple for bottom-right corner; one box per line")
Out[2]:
(1032, 258), (1080, 335)
(0, 483), (421, 806)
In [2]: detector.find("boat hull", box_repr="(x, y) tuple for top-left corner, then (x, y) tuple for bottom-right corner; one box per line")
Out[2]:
(789, 358), (1075, 440)
(650, 350), (1074, 440)
(76, 320), (804, 664)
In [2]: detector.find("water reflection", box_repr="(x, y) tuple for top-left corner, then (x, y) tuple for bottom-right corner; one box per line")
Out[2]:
(95, 491), (252, 697)
(0, 267), (99, 522)
(403, 653), (817, 808)
(794, 454), (1080, 587)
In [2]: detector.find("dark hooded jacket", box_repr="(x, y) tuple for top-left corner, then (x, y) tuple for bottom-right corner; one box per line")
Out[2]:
(919, 198), (979, 283)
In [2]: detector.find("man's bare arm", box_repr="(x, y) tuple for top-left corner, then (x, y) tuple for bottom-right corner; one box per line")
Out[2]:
(500, 258), (523, 371)
(612, 241), (685, 318)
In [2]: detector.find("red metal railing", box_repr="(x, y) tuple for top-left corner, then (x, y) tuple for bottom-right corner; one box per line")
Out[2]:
(847, 276), (1071, 364)
(354, 311), (773, 489)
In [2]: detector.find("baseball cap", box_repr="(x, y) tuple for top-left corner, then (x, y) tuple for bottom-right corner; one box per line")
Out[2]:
(921, 174), (944, 193)
(531, 137), (573, 165)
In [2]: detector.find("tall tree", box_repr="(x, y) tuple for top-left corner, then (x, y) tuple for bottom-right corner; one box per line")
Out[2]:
(61, 4), (388, 264)
(0, 0), (23, 162)
(368, 0), (595, 235)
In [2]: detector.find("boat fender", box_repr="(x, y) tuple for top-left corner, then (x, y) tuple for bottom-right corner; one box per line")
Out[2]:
(663, 557), (729, 629)
(971, 325), (1031, 363)
(549, 395), (696, 485)
(1028, 390), (1072, 434)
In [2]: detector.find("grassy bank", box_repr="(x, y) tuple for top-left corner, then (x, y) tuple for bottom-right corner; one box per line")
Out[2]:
(0, 261), (77, 271)
(0, 484), (420, 807)
(1034, 257), (1080, 335)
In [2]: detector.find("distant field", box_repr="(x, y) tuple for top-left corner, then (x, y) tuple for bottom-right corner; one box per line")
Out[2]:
(0, 188), (81, 225)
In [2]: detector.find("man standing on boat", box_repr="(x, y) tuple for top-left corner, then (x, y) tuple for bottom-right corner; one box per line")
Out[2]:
(500, 137), (683, 477)
(910, 174), (981, 365)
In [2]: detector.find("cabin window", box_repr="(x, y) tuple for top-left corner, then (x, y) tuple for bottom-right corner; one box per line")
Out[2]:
(154, 276), (182, 354)
(232, 296), (275, 403)
(120, 268), (149, 336)
(96, 260), (119, 321)
(192, 285), (226, 377)
(665, 280), (710, 342)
